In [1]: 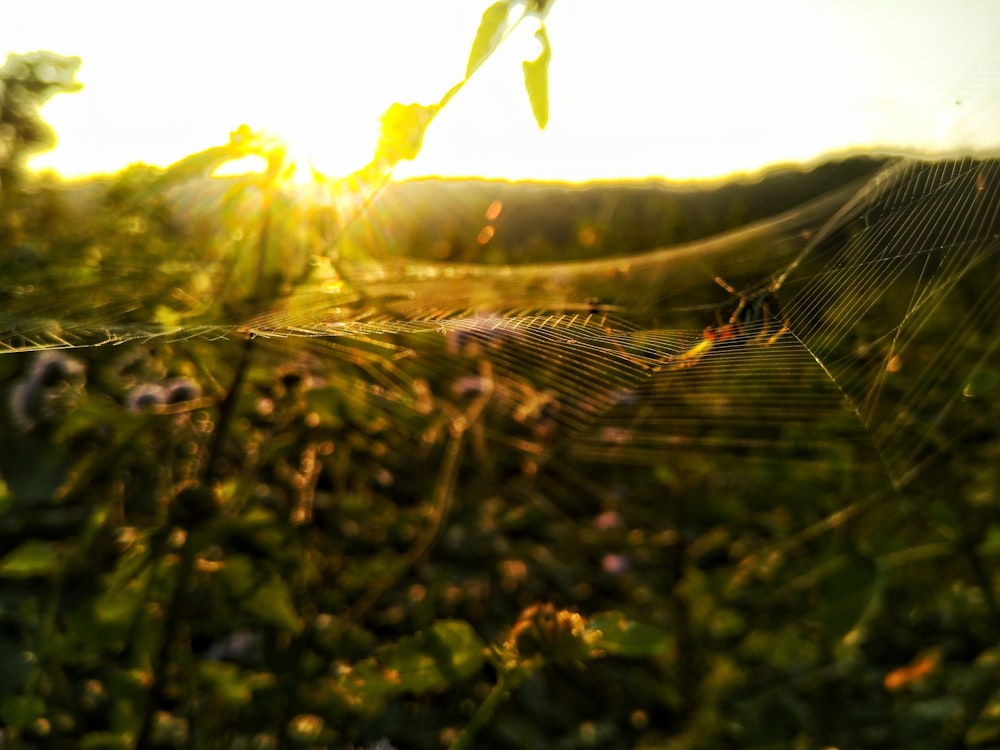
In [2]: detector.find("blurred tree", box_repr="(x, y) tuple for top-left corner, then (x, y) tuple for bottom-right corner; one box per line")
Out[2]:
(0, 51), (81, 246)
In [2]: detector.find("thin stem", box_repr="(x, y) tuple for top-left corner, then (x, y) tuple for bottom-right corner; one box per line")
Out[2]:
(449, 650), (545, 750)
(206, 335), (255, 481)
(449, 669), (511, 750)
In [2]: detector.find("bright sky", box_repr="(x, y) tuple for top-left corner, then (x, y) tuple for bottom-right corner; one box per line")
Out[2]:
(4, 0), (1000, 182)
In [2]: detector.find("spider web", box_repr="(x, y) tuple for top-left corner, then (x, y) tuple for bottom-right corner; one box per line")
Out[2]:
(2, 157), (999, 497)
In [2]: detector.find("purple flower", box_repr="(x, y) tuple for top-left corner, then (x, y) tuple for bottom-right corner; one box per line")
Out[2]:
(126, 383), (167, 412)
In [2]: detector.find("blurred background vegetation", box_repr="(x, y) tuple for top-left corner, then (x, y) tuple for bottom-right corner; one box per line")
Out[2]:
(2, 25), (1000, 750)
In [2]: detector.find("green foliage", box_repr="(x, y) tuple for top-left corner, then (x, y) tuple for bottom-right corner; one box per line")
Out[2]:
(0, 51), (82, 248)
(587, 612), (674, 658)
(0, 51), (82, 177)
(0, 540), (60, 578)
(336, 620), (486, 714)
(522, 25), (551, 129)
(3, 5), (1000, 750)
(464, 0), (553, 129)
(467, 2), (511, 77)
(375, 103), (439, 166)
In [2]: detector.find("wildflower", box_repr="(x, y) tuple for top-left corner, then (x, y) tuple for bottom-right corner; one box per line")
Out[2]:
(9, 351), (86, 430)
(164, 377), (202, 404)
(126, 383), (166, 412)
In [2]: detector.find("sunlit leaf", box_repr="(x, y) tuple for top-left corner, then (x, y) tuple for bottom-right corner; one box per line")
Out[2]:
(466, 1), (512, 77)
(375, 102), (439, 166)
(587, 612), (674, 657)
(377, 619), (485, 692)
(522, 24), (551, 129)
(0, 539), (59, 577)
(336, 620), (484, 708)
(150, 125), (277, 189)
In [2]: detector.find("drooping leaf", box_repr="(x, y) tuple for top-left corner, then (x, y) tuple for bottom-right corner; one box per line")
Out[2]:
(375, 102), (439, 166)
(0, 539), (59, 577)
(466, 1), (512, 77)
(587, 612), (674, 658)
(522, 24), (551, 129)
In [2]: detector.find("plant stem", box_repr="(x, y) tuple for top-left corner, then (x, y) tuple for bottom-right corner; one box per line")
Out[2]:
(449, 670), (511, 750)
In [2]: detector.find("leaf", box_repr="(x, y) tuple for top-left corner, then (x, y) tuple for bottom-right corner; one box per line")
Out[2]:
(149, 125), (270, 189)
(587, 612), (674, 657)
(375, 102), (439, 166)
(522, 24), (551, 129)
(198, 661), (255, 707)
(967, 687), (1000, 746)
(378, 619), (486, 693)
(0, 539), (59, 577)
(336, 620), (485, 711)
(219, 555), (302, 634)
(467, 1), (511, 77)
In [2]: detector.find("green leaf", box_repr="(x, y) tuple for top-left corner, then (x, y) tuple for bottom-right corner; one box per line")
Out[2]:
(587, 612), (674, 657)
(333, 621), (485, 716)
(198, 661), (255, 707)
(375, 102), (439, 166)
(378, 619), (486, 692)
(219, 555), (302, 634)
(149, 125), (273, 189)
(467, 1), (511, 77)
(522, 24), (551, 129)
(0, 539), (59, 578)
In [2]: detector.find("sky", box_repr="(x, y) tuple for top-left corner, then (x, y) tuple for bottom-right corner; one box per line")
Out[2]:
(3, 0), (1000, 183)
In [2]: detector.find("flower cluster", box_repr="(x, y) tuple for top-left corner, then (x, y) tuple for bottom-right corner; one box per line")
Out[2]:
(125, 377), (202, 412)
(504, 602), (603, 666)
(9, 351), (87, 431)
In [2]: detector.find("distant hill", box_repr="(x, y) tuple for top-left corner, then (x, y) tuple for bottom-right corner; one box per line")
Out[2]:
(362, 157), (888, 264)
(20, 157), (888, 271)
